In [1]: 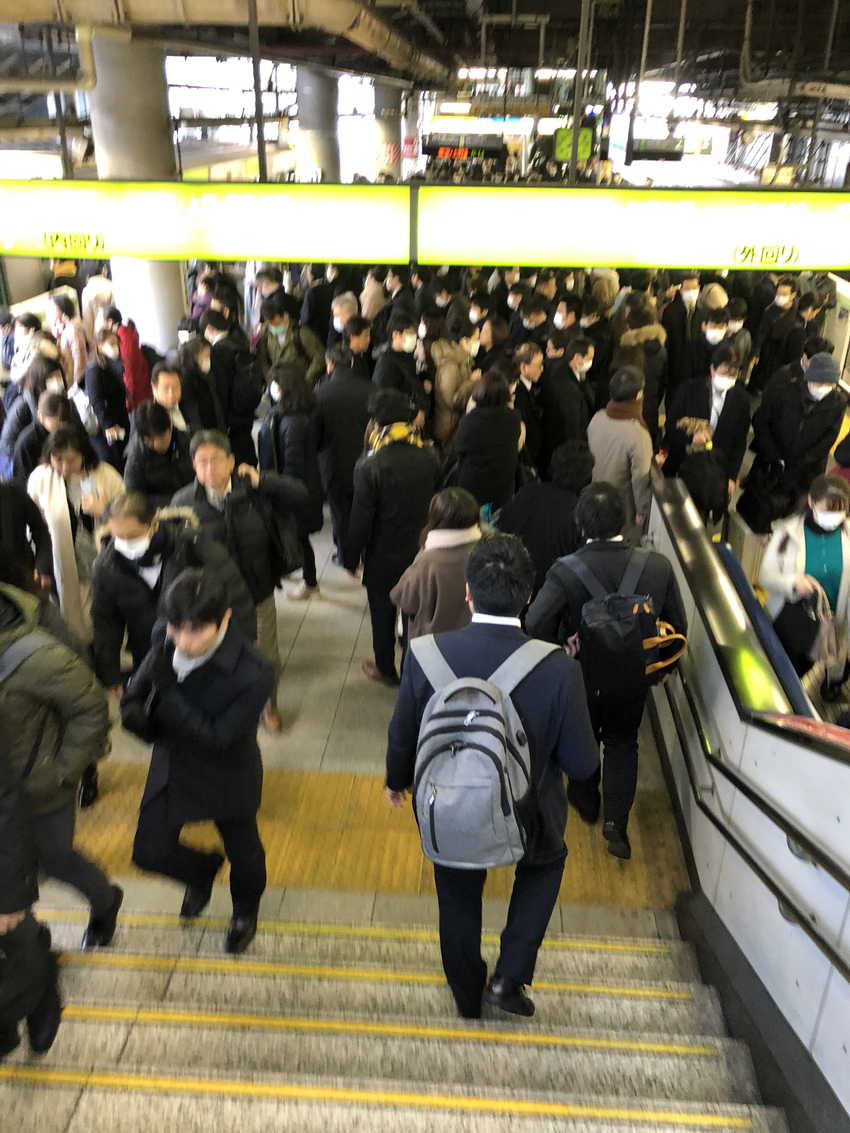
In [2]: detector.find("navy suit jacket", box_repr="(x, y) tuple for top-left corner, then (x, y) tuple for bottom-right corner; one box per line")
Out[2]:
(386, 621), (600, 864)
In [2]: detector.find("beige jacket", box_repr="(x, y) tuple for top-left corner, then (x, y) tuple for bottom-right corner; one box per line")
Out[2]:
(431, 340), (474, 445)
(587, 408), (653, 534)
(360, 276), (388, 322)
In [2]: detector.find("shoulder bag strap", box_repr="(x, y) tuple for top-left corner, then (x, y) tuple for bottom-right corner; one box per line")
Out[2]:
(620, 547), (651, 596)
(559, 553), (607, 600)
(0, 631), (50, 686)
(409, 635), (457, 691)
(487, 639), (559, 698)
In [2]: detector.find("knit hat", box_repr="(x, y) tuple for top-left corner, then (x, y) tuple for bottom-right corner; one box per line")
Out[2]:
(805, 353), (840, 384)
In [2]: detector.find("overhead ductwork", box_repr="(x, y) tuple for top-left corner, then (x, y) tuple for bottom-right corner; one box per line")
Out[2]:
(0, 25), (96, 93)
(1, 1), (449, 84)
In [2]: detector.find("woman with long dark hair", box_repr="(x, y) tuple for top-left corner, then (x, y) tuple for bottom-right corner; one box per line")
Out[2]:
(84, 328), (130, 470)
(453, 370), (523, 513)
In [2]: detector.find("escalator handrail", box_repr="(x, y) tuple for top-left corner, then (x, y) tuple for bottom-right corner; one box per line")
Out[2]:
(663, 675), (850, 986)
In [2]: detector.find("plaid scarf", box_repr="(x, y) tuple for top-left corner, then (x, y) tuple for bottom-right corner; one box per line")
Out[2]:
(368, 421), (424, 455)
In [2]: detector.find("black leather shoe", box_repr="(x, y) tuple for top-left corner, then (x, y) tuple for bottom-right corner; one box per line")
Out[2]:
(225, 914), (258, 954)
(26, 952), (62, 1054)
(567, 786), (600, 826)
(603, 821), (632, 860)
(181, 854), (225, 920)
(81, 885), (124, 949)
(77, 764), (99, 809)
(0, 1024), (20, 1060)
(486, 975), (535, 1017)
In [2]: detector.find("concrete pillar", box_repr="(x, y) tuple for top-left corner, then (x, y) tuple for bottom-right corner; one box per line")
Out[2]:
(296, 66), (340, 183)
(401, 91), (421, 180)
(88, 34), (187, 354)
(374, 83), (402, 182)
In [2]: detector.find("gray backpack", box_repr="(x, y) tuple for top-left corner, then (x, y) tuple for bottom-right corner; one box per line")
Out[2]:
(410, 634), (559, 870)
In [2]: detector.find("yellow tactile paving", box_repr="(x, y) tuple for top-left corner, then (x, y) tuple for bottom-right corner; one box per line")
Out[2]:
(73, 762), (688, 910)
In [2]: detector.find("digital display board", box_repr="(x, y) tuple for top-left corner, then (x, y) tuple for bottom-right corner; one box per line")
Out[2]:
(416, 186), (850, 269)
(0, 180), (411, 263)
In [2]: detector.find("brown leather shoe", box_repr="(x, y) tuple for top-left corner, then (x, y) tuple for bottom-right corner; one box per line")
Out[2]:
(262, 707), (283, 733)
(361, 660), (400, 687)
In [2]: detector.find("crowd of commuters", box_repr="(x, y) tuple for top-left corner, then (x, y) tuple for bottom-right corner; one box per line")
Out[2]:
(0, 253), (844, 1044)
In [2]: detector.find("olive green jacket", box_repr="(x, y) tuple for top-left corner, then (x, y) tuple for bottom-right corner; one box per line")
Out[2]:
(0, 584), (109, 816)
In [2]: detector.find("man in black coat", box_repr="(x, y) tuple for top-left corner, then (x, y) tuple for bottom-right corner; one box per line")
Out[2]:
(300, 263), (336, 346)
(527, 483), (687, 861)
(661, 272), (701, 413)
(372, 313), (428, 417)
(342, 316), (374, 382)
(345, 390), (441, 685)
(664, 340), (751, 495)
(681, 307), (729, 385)
(746, 270), (781, 336)
(537, 334), (596, 477)
(201, 309), (260, 467)
(750, 275), (796, 392)
(0, 480), (53, 585)
(511, 342), (543, 473)
(580, 297), (613, 405)
(92, 493), (256, 695)
(123, 569), (274, 955)
(370, 265), (416, 355)
(0, 741), (61, 1061)
(123, 401), (194, 508)
(315, 350), (374, 561)
(386, 534), (599, 1019)
(171, 430), (307, 733)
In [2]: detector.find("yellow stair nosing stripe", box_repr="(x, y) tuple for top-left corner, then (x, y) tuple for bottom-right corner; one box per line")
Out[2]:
(59, 951), (694, 1001)
(37, 909), (674, 955)
(61, 1004), (719, 1057)
(0, 1066), (752, 1127)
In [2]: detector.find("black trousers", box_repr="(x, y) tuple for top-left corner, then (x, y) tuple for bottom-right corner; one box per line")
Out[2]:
(300, 535), (317, 588)
(32, 800), (115, 915)
(366, 584), (398, 679)
(0, 914), (52, 1028)
(433, 856), (565, 1017)
(327, 486), (354, 555)
(587, 692), (647, 830)
(132, 790), (266, 917)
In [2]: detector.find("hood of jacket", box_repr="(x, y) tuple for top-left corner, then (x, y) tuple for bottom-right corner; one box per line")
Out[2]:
(621, 324), (667, 348)
(0, 583), (40, 636)
(430, 339), (468, 366)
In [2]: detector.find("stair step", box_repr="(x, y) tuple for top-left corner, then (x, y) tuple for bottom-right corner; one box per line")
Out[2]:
(4, 1009), (759, 1105)
(0, 1065), (787, 1132)
(43, 914), (701, 983)
(57, 952), (725, 1035)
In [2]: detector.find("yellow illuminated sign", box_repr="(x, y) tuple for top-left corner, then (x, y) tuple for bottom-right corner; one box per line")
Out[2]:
(416, 186), (850, 269)
(0, 180), (410, 264)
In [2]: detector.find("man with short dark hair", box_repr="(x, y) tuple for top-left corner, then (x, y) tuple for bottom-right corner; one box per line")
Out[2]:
(661, 270), (701, 410)
(11, 391), (73, 483)
(527, 483), (686, 860)
(255, 290), (324, 385)
(151, 363), (189, 433)
(587, 366), (653, 541)
(518, 296), (551, 351)
(342, 314), (373, 381)
(48, 291), (88, 387)
(123, 400), (193, 507)
(201, 309), (262, 466)
(123, 568), (274, 955)
(768, 334), (834, 393)
(386, 533), (599, 1019)
(370, 264), (415, 353)
(372, 313), (427, 417)
(538, 335), (596, 476)
(682, 306), (729, 384)
(300, 263), (337, 346)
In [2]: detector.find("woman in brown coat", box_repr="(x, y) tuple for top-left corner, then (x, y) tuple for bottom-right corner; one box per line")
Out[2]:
(390, 488), (481, 640)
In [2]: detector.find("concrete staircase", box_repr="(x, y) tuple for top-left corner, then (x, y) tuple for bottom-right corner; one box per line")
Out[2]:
(1, 908), (788, 1133)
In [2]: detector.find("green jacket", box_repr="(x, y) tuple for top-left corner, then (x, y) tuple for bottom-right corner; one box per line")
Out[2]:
(0, 584), (109, 816)
(256, 322), (325, 385)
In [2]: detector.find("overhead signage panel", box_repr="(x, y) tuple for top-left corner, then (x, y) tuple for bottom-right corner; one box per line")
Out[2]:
(416, 187), (850, 269)
(0, 180), (411, 263)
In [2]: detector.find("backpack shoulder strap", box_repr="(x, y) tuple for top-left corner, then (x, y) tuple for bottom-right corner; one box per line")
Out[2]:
(0, 631), (51, 687)
(409, 635), (457, 691)
(488, 639), (559, 698)
(620, 547), (651, 595)
(559, 553), (607, 600)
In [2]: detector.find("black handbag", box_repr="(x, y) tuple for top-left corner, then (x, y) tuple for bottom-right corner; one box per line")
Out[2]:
(736, 464), (794, 535)
(772, 594), (822, 677)
(267, 509), (304, 584)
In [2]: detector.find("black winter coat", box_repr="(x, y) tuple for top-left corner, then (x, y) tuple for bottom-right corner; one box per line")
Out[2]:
(0, 389), (38, 460)
(171, 473), (307, 605)
(122, 621), (273, 824)
(538, 359), (594, 475)
(344, 439), (441, 590)
(373, 349), (428, 412)
(386, 621), (600, 864)
(315, 369), (374, 496)
(123, 428), (194, 508)
(12, 421), (47, 483)
(751, 380), (848, 496)
(0, 742), (38, 914)
(301, 281), (335, 346)
(261, 410), (324, 535)
(664, 378), (752, 482)
(498, 481), (580, 598)
(0, 481), (53, 579)
(85, 358), (130, 434)
(91, 518), (257, 689)
(454, 405), (522, 511)
(512, 379), (542, 470)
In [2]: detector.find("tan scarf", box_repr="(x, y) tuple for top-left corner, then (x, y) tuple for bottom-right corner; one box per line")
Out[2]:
(605, 398), (650, 433)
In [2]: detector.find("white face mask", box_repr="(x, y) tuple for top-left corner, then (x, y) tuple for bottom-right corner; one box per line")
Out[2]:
(333, 316), (344, 333)
(469, 309), (481, 324)
(46, 377), (64, 394)
(713, 373), (737, 393)
(705, 328), (726, 345)
(681, 288), (699, 307)
(102, 345), (120, 360)
(727, 320), (744, 334)
(465, 340), (480, 358)
(813, 509), (845, 531)
(579, 316), (592, 329)
(577, 358), (593, 375)
(507, 295), (520, 311)
(402, 332), (417, 353)
(418, 323), (427, 339)
(199, 357), (211, 374)
(435, 295), (449, 309)
(808, 383), (834, 401)
(775, 294), (792, 308)
(270, 380), (282, 403)
(114, 532), (152, 560)
(326, 267), (335, 282)
(565, 278), (575, 292)
(522, 318), (533, 330)
(553, 311), (567, 331)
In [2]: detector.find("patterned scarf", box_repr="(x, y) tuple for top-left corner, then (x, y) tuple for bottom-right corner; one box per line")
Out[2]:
(368, 421), (424, 455)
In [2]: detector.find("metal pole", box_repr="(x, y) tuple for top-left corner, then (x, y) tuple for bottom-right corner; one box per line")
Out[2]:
(626, 0), (653, 166)
(46, 30), (73, 180)
(247, 0), (268, 183)
(568, 0), (591, 186)
(805, 0), (840, 182)
(672, 0), (687, 97)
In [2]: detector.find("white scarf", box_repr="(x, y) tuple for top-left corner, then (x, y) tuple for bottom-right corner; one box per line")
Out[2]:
(424, 526), (481, 550)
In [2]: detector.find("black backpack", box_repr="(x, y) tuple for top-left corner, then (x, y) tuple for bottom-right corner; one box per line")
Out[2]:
(230, 348), (265, 417)
(257, 410), (281, 473)
(561, 548), (687, 698)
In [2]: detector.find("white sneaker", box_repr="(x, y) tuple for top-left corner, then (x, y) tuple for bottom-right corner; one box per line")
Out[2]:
(288, 581), (319, 602)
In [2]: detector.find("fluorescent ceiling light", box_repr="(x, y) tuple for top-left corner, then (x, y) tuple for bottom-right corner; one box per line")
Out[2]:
(440, 101), (472, 114)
